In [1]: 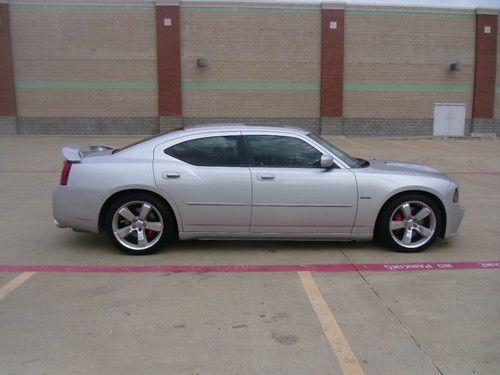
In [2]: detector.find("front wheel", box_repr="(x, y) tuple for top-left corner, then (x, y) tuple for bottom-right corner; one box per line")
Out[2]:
(376, 194), (443, 252)
(105, 193), (174, 255)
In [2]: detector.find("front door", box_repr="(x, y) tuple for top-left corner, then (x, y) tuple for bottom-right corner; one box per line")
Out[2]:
(243, 133), (357, 235)
(153, 132), (251, 233)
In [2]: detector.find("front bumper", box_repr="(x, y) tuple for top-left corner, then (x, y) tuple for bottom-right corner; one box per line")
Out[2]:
(445, 202), (465, 238)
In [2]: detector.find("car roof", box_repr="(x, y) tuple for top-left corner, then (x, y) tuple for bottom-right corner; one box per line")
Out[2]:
(180, 123), (310, 135)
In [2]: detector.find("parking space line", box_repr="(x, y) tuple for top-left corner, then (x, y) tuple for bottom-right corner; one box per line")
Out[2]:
(0, 272), (36, 301)
(298, 271), (364, 375)
(384, 139), (420, 148)
(343, 139), (373, 148)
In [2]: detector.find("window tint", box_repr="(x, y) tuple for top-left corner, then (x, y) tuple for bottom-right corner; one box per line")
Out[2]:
(165, 136), (245, 166)
(245, 135), (322, 168)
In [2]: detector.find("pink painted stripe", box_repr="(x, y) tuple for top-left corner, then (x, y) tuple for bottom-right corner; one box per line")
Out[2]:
(0, 261), (498, 274)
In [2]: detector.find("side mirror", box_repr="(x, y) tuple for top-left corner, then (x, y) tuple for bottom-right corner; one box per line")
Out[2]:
(320, 154), (335, 168)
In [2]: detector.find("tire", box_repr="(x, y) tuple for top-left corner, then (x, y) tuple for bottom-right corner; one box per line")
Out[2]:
(376, 193), (443, 252)
(105, 193), (174, 255)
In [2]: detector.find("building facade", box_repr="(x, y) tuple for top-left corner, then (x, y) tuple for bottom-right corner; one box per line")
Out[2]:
(0, 0), (498, 136)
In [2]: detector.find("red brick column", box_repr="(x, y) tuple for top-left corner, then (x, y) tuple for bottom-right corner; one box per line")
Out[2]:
(0, 3), (17, 116)
(156, 4), (181, 117)
(473, 14), (497, 118)
(321, 8), (344, 118)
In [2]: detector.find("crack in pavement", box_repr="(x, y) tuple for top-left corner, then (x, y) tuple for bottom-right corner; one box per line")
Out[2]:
(339, 249), (444, 375)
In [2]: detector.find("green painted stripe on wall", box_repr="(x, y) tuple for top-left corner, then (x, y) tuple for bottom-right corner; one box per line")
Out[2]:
(496, 87), (500, 93)
(181, 6), (320, 13)
(16, 81), (157, 89)
(344, 83), (473, 93)
(15, 80), (475, 93)
(347, 9), (474, 18)
(10, 3), (153, 10)
(183, 81), (321, 91)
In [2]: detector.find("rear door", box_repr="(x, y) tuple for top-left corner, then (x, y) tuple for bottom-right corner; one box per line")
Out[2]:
(153, 132), (251, 233)
(242, 133), (357, 235)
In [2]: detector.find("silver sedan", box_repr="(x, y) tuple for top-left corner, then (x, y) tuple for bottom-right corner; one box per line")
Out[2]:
(53, 124), (464, 254)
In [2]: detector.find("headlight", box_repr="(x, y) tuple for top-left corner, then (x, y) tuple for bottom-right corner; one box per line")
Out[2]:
(453, 188), (459, 203)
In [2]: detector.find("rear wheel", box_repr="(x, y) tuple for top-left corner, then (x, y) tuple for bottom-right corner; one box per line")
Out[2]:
(105, 193), (174, 255)
(377, 194), (442, 252)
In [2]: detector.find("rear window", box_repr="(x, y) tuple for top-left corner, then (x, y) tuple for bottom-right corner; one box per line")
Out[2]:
(113, 128), (182, 154)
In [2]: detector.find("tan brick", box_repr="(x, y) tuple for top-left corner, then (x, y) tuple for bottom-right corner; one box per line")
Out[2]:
(17, 89), (158, 117)
(10, 7), (157, 117)
(344, 91), (472, 118)
(180, 9), (321, 117)
(183, 89), (319, 117)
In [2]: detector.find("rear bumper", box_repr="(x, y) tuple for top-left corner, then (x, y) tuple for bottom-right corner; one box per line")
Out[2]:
(53, 186), (104, 233)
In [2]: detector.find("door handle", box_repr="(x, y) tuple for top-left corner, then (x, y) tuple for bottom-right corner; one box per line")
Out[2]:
(162, 171), (180, 179)
(258, 173), (275, 181)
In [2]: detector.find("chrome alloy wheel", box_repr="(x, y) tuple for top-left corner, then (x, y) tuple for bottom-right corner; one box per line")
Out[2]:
(389, 200), (436, 249)
(111, 200), (164, 251)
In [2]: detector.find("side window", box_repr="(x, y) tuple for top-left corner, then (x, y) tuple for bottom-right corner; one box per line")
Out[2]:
(245, 135), (322, 168)
(165, 136), (246, 167)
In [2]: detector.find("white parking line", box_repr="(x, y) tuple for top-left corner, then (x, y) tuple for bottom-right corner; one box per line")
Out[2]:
(298, 271), (365, 375)
(0, 272), (36, 301)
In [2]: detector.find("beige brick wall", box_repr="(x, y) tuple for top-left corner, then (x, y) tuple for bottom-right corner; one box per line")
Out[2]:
(10, 6), (158, 117)
(18, 89), (157, 117)
(180, 8), (321, 117)
(183, 89), (319, 117)
(344, 12), (475, 119)
(344, 91), (472, 118)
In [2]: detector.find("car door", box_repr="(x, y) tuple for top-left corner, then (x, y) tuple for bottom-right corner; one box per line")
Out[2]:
(242, 132), (357, 235)
(153, 132), (251, 233)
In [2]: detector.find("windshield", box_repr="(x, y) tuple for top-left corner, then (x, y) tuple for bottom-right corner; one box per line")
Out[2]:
(307, 133), (362, 168)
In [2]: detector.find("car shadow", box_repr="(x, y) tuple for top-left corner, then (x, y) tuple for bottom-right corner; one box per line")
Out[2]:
(61, 231), (390, 256)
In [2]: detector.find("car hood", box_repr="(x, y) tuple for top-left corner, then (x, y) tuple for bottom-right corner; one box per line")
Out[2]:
(364, 160), (451, 179)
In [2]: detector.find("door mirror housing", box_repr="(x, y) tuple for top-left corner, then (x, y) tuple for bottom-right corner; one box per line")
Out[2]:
(320, 154), (335, 168)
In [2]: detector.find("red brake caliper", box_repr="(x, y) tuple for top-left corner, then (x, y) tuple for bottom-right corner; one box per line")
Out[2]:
(146, 230), (156, 240)
(393, 211), (404, 233)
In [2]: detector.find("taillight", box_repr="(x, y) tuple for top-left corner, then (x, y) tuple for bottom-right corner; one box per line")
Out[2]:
(60, 160), (73, 185)
(453, 188), (459, 203)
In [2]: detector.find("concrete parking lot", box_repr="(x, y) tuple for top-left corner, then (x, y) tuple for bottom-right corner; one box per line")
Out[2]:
(0, 135), (499, 375)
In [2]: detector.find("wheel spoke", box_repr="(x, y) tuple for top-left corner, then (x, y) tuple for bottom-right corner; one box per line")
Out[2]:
(114, 225), (134, 239)
(401, 203), (412, 219)
(415, 224), (433, 238)
(145, 221), (163, 232)
(118, 207), (135, 222)
(390, 221), (405, 230)
(137, 230), (148, 247)
(138, 204), (152, 220)
(402, 228), (413, 245)
(414, 207), (431, 221)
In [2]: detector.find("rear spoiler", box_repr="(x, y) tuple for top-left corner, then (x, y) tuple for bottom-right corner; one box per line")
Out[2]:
(62, 144), (115, 161)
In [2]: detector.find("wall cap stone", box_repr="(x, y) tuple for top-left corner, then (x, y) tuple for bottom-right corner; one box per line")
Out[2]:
(475, 8), (499, 15)
(156, 0), (180, 5)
